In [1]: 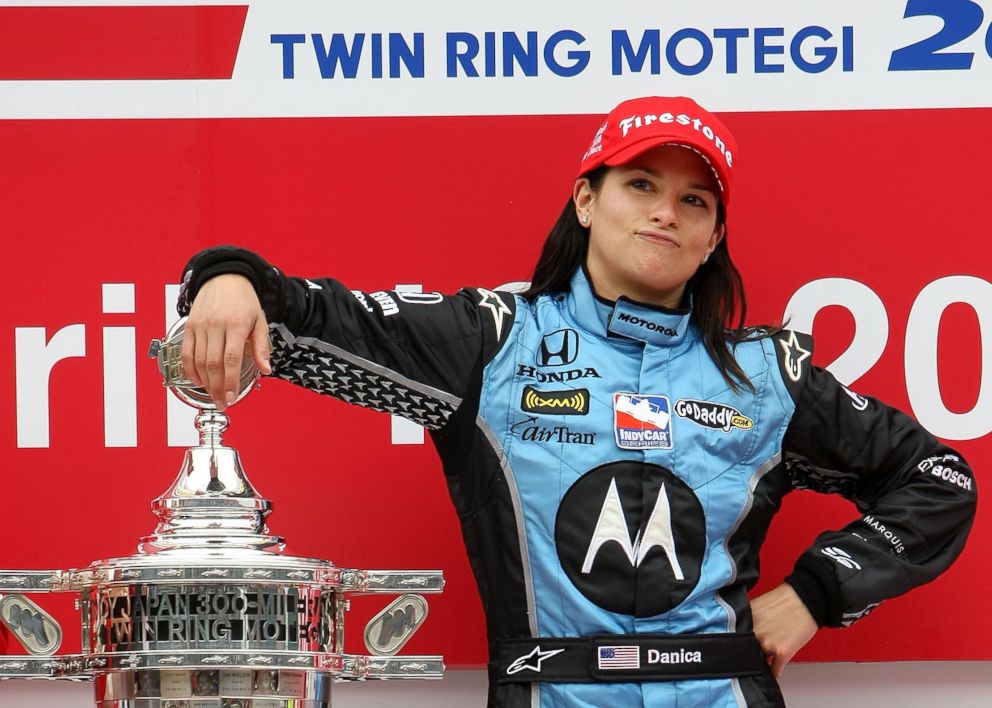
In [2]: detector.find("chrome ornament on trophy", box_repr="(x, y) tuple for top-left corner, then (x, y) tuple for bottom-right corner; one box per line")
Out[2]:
(0, 317), (444, 706)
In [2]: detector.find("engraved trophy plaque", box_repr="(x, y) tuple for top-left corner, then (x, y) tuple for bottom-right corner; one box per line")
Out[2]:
(0, 317), (444, 706)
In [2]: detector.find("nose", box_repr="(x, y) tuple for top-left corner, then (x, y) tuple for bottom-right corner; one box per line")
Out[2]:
(649, 192), (678, 227)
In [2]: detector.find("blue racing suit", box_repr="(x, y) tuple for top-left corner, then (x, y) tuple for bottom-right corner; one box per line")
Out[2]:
(179, 247), (976, 708)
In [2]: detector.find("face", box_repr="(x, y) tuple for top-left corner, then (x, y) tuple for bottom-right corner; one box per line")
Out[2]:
(574, 145), (725, 309)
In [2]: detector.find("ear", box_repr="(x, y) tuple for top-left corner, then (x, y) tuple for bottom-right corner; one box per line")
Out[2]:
(707, 222), (726, 253)
(573, 178), (594, 222)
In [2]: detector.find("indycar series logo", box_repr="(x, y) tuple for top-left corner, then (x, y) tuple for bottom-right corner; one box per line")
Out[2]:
(613, 393), (673, 449)
(521, 386), (589, 415)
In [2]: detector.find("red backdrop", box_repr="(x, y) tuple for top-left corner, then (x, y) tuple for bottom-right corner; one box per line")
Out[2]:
(0, 109), (988, 663)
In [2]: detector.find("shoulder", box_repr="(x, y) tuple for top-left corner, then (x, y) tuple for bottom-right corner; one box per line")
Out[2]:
(764, 329), (815, 402)
(725, 328), (815, 401)
(451, 286), (526, 360)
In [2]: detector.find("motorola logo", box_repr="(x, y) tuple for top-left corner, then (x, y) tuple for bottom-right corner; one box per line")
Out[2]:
(555, 461), (704, 617)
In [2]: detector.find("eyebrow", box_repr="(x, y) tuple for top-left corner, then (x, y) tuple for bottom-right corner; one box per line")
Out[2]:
(621, 165), (718, 195)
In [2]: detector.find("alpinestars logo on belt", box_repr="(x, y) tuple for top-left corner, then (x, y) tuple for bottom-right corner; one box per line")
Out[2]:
(505, 645), (566, 675)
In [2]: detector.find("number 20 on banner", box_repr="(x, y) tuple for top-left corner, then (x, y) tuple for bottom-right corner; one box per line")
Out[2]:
(786, 276), (992, 442)
(890, 0), (992, 70)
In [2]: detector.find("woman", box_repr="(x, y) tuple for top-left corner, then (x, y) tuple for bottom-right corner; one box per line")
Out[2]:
(178, 96), (976, 707)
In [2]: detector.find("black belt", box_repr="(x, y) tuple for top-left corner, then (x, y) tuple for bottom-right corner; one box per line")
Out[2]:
(496, 633), (768, 684)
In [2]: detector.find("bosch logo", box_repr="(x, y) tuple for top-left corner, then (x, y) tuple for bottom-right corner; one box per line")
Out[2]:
(917, 454), (973, 492)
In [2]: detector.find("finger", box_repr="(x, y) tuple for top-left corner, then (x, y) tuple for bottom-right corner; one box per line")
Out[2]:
(181, 325), (201, 387)
(193, 323), (211, 397)
(223, 324), (250, 406)
(770, 651), (790, 679)
(250, 315), (271, 375)
(204, 324), (229, 409)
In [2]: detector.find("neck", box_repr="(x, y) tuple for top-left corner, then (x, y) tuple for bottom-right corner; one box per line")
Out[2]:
(584, 262), (686, 309)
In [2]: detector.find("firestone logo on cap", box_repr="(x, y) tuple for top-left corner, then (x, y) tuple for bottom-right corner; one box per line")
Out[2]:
(578, 96), (738, 205)
(617, 112), (733, 169)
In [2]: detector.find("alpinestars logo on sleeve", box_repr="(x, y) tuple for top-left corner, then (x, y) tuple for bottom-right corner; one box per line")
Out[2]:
(476, 288), (512, 340)
(778, 331), (811, 382)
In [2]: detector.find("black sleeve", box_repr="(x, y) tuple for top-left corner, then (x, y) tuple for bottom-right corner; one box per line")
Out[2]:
(177, 245), (517, 428)
(772, 331), (977, 628)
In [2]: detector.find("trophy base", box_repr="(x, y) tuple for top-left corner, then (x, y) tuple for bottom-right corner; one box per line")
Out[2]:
(94, 669), (332, 707)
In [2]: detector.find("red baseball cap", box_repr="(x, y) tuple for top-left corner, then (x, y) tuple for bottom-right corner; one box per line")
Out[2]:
(578, 96), (738, 206)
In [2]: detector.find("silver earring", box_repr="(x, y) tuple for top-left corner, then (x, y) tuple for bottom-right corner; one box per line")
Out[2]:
(581, 214), (589, 225)
(702, 252), (710, 264)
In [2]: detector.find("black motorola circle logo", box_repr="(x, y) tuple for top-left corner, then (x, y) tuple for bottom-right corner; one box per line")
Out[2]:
(555, 461), (705, 617)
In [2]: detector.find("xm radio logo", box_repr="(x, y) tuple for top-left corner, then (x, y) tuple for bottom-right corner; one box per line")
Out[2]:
(555, 461), (704, 617)
(521, 386), (589, 415)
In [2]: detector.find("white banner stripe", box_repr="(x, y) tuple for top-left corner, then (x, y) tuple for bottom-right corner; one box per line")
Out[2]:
(1, 0), (991, 119)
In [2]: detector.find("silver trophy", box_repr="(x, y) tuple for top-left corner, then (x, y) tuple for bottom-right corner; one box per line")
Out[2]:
(0, 317), (444, 706)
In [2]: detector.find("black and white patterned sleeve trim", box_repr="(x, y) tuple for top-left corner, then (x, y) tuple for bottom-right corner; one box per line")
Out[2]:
(267, 324), (462, 430)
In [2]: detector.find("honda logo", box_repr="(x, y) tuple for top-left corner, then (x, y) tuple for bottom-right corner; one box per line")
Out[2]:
(538, 329), (579, 367)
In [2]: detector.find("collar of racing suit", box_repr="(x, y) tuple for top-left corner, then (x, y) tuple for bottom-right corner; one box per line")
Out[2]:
(566, 266), (692, 348)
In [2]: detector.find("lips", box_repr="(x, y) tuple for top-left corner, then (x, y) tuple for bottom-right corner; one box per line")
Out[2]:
(636, 229), (679, 246)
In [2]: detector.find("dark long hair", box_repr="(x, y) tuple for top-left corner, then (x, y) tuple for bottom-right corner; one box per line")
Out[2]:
(523, 168), (771, 393)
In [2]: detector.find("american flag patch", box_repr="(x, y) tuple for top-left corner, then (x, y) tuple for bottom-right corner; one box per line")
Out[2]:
(597, 645), (640, 670)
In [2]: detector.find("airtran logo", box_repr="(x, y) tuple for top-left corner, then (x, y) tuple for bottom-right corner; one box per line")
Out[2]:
(674, 399), (753, 433)
(521, 386), (589, 415)
(521, 424), (595, 445)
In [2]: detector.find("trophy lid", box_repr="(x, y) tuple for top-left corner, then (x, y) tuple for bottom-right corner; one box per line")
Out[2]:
(140, 317), (283, 556)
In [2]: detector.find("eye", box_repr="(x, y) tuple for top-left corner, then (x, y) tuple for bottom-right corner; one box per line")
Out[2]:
(682, 194), (711, 208)
(628, 178), (653, 192)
